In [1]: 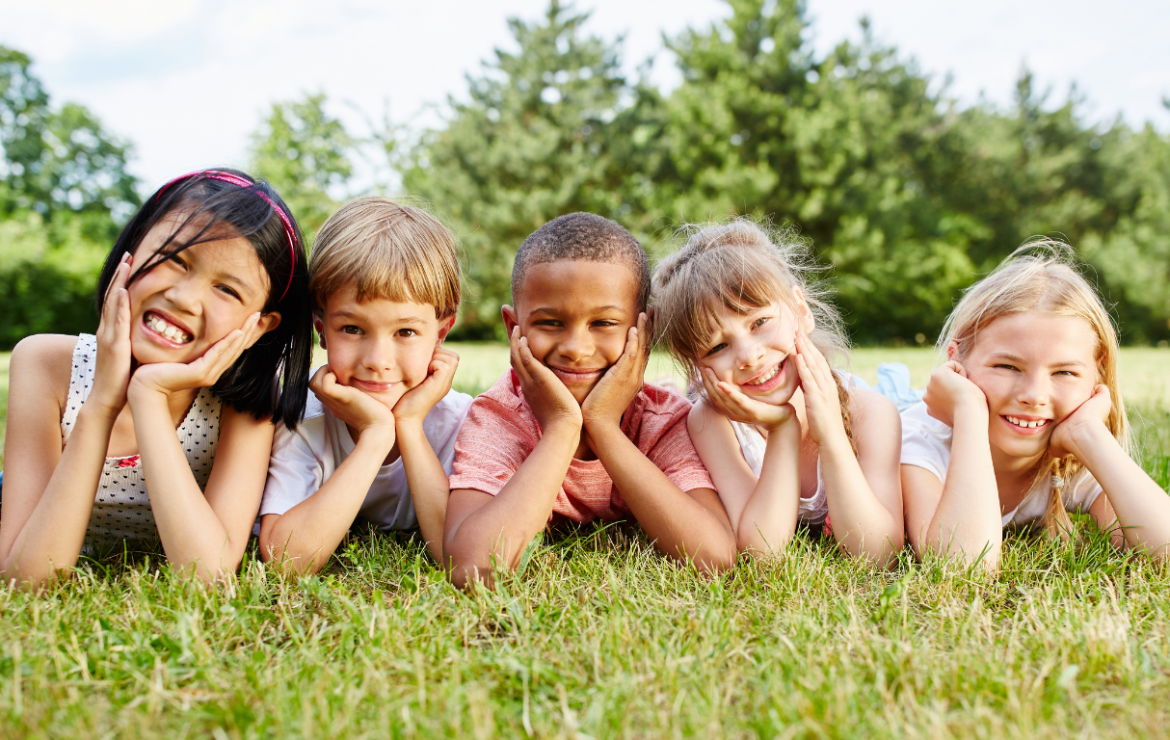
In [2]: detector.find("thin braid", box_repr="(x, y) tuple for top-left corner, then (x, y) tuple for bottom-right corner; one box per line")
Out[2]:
(831, 371), (858, 457)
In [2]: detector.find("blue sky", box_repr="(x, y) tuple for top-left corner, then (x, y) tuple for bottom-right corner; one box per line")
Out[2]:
(3, 0), (1168, 192)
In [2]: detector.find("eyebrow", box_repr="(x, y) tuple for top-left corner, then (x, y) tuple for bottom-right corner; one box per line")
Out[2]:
(529, 305), (629, 316)
(328, 310), (428, 325)
(988, 352), (1089, 369)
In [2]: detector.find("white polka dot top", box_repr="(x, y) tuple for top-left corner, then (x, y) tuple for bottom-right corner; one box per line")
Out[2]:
(59, 334), (222, 548)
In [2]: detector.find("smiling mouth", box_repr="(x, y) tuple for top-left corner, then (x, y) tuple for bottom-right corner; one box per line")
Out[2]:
(741, 359), (786, 391)
(351, 379), (401, 393)
(143, 311), (193, 345)
(1004, 415), (1050, 430)
(549, 366), (605, 384)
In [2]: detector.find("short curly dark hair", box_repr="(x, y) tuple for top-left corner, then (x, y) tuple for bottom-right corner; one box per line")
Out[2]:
(511, 212), (649, 311)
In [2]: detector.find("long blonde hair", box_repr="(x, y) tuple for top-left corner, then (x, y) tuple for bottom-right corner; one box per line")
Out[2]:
(939, 238), (1129, 538)
(652, 219), (857, 451)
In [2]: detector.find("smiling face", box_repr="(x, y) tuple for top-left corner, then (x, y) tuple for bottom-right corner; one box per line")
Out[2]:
(692, 293), (814, 404)
(956, 311), (1100, 462)
(317, 284), (452, 410)
(504, 260), (641, 405)
(126, 212), (279, 365)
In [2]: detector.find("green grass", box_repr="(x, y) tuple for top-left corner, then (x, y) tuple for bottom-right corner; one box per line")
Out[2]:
(2, 347), (1169, 738)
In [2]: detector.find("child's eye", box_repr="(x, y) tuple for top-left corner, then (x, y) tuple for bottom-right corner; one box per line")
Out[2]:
(162, 251), (186, 268)
(752, 317), (770, 329)
(533, 320), (561, 328)
(1053, 370), (1077, 377)
(341, 325), (363, 335)
(216, 285), (241, 300)
(396, 328), (419, 337)
(994, 364), (1019, 372)
(592, 320), (618, 328)
(705, 343), (728, 356)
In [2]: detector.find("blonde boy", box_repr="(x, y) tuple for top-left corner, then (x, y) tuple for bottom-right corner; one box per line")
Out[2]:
(259, 197), (470, 573)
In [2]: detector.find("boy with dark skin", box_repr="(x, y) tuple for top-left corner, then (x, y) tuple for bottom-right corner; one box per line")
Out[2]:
(443, 213), (736, 587)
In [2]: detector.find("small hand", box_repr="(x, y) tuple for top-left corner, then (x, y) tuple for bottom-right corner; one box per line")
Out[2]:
(393, 346), (459, 426)
(309, 365), (397, 442)
(510, 326), (582, 432)
(699, 366), (795, 432)
(1048, 384), (1112, 459)
(89, 252), (135, 417)
(923, 360), (986, 427)
(582, 313), (649, 431)
(793, 330), (847, 448)
(129, 312), (262, 399)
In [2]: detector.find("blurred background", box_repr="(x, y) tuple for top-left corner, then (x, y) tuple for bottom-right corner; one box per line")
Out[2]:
(2, 0), (1169, 347)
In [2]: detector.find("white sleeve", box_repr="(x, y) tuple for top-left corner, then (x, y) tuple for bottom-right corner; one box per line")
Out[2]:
(259, 421), (325, 517)
(1067, 468), (1105, 514)
(899, 401), (951, 483)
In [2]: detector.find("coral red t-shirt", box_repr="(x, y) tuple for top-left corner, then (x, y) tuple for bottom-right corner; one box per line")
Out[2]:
(449, 370), (714, 524)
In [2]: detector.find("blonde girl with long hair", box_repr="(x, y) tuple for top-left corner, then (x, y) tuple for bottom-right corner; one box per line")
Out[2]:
(653, 220), (904, 565)
(902, 240), (1170, 570)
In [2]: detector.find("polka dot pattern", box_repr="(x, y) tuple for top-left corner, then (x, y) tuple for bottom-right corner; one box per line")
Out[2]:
(61, 335), (222, 549)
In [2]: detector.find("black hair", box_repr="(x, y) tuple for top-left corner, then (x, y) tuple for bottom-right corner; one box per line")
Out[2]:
(95, 168), (311, 430)
(511, 212), (650, 311)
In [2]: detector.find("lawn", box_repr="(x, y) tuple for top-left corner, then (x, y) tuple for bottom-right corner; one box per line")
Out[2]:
(1, 346), (1169, 738)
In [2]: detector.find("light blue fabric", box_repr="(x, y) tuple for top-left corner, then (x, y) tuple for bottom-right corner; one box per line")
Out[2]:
(873, 362), (924, 411)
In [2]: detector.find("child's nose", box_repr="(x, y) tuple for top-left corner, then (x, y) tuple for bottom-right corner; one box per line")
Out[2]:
(559, 326), (593, 361)
(736, 339), (765, 370)
(1017, 372), (1051, 406)
(362, 339), (397, 372)
(163, 276), (200, 314)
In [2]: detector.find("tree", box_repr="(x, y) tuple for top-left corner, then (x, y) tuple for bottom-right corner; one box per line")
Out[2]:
(248, 92), (355, 241)
(403, 0), (636, 337)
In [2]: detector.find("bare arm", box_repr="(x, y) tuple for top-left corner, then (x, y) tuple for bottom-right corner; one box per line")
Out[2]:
(903, 362), (1001, 570)
(259, 366), (398, 574)
(0, 336), (112, 587)
(793, 334), (903, 565)
(688, 400), (801, 556)
(393, 347), (460, 563)
(1056, 386), (1170, 560)
(583, 315), (735, 573)
(819, 389), (905, 565)
(1, 257), (137, 587)
(129, 314), (271, 582)
(442, 328), (582, 588)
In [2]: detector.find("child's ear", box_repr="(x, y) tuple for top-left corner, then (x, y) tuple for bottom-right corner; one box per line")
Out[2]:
(502, 305), (519, 336)
(791, 288), (815, 333)
(313, 315), (326, 350)
(437, 314), (456, 345)
(946, 340), (960, 362)
(242, 312), (282, 350)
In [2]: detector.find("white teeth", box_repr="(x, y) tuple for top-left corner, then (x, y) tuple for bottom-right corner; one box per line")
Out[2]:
(1006, 416), (1047, 429)
(746, 362), (781, 386)
(146, 313), (191, 344)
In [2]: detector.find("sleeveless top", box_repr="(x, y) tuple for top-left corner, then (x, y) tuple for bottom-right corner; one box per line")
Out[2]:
(60, 334), (222, 548)
(730, 421), (828, 525)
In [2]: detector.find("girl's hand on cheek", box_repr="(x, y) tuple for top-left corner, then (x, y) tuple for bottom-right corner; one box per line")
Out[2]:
(393, 346), (459, 425)
(310, 365), (396, 438)
(91, 253), (134, 417)
(510, 326), (582, 432)
(129, 312), (261, 400)
(924, 361), (986, 427)
(793, 331), (847, 448)
(1048, 384), (1112, 459)
(701, 366), (795, 431)
(582, 313), (649, 430)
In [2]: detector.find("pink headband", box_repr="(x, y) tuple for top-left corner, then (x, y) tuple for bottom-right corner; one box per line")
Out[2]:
(155, 170), (298, 301)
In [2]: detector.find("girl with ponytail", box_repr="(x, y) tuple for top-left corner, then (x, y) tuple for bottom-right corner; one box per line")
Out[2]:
(901, 240), (1170, 570)
(653, 220), (905, 564)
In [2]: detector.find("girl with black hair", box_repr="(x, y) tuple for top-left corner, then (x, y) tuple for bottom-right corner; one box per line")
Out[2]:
(1, 169), (312, 587)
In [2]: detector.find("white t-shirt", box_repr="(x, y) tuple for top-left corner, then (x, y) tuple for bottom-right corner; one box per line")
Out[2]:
(899, 401), (1104, 527)
(260, 388), (473, 531)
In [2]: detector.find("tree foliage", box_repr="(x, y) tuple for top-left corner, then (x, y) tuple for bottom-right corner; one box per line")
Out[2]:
(0, 46), (139, 347)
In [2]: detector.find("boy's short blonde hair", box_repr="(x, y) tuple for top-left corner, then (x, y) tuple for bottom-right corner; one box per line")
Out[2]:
(309, 197), (461, 319)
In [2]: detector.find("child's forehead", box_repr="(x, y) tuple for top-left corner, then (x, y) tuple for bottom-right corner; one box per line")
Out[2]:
(516, 259), (641, 309)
